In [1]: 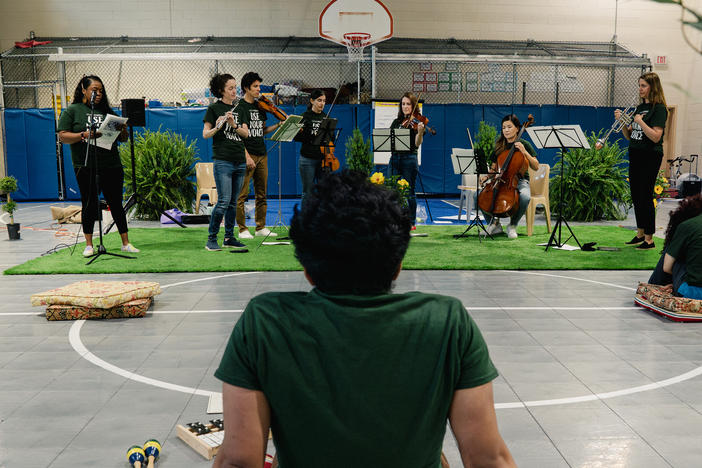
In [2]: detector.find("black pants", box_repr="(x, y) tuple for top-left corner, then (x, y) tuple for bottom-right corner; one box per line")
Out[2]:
(74, 165), (128, 235)
(629, 147), (663, 235)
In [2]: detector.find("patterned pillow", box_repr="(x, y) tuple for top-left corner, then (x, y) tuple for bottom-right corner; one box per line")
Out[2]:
(635, 282), (702, 322)
(31, 280), (161, 309)
(46, 297), (152, 321)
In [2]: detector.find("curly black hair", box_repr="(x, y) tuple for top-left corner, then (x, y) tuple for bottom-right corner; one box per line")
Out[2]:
(209, 73), (235, 99)
(289, 170), (411, 295)
(663, 194), (702, 250)
(241, 72), (262, 91)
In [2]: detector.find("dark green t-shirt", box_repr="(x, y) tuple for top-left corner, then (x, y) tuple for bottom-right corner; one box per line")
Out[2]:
(203, 100), (246, 163)
(666, 213), (702, 287)
(215, 289), (498, 468)
(491, 138), (537, 181)
(56, 103), (122, 169)
(235, 99), (268, 156)
(296, 109), (327, 160)
(628, 103), (668, 154)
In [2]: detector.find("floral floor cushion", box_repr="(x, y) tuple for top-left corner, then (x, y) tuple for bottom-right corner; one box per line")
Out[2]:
(635, 282), (702, 322)
(30, 280), (161, 309)
(46, 297), (152, 321)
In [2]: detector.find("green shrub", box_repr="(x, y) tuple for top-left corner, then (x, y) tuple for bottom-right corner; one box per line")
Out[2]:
(344, 128), (374, 176)
(120, 129), (198, 220)
(0, 176), (19, 223)
(550, 132), (632, 221)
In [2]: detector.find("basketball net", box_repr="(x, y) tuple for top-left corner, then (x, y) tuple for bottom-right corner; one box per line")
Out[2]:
(343, 33), (370, 62)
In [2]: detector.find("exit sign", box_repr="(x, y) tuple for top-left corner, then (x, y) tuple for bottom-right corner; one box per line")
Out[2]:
(655, 55), (667, 65)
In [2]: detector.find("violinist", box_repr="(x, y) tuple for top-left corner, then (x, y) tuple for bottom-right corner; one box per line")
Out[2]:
(234, 72), (286, 239)
(476, 114), (539, 239)
(390, 92), (425, 230)
(295, 89), (328, 207)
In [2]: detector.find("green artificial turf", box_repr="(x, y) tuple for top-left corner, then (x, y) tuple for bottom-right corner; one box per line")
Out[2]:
(3, 225), (659, 275)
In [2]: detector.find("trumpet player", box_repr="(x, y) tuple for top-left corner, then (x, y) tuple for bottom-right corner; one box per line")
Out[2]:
(622, 72), (668, 250)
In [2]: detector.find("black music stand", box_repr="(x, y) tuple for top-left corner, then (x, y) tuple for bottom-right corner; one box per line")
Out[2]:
(372, 128), (434, 224)
(527, 124), (589, 251)
(104, 98), (186, 235)
(82, 99), (134, 265)
(451, 149), (492, 240)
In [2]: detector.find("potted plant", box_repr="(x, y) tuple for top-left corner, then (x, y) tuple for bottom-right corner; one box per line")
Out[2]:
(475, 121), (498, 167)
(0, 175), (20, 240)
(345, 128), (374, 176)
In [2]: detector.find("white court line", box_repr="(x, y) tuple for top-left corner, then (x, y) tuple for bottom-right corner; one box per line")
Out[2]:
(160, 271), (258, 289)
(467, 307), (640, 311)
(68, 320), (218, 398)
(507, 270), (637, 291)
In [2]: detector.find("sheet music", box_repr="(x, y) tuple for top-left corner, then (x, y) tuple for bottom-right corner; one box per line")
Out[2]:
(95, 114), (129, 149)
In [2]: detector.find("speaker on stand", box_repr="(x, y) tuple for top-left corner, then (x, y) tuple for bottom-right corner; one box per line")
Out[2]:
(104, 98), (186, 234)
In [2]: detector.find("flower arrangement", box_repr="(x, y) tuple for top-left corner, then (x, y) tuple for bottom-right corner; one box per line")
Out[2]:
(652, 170), (670, 209)
(370, 172), (410, 207)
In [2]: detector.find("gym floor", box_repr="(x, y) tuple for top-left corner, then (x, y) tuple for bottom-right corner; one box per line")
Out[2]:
(1, 198), (701, 468)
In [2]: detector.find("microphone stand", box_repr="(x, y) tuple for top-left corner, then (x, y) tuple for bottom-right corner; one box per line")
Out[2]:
(83, 91), (135, 265)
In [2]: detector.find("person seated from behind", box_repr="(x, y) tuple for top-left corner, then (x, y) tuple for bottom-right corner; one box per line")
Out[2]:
(648, 194), (702, 299)
(213, 170), (516, 468)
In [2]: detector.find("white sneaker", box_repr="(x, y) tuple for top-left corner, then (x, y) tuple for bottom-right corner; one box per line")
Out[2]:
(121, 243), (140, 253)
(255, 228), (277, 237)
(482, 220), (503, 236)
(239, 229), (254, 239)
(507, 224), (518, 239)
(82, 246), (94, 257)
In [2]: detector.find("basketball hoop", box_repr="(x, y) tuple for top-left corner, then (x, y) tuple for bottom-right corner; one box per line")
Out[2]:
(343, 33), (371, 62)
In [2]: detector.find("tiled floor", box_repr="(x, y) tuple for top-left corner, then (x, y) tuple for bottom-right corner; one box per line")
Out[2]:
(2, 198), (701, 467)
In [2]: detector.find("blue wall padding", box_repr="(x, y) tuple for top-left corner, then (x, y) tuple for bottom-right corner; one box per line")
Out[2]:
(5, 104), (626, 200)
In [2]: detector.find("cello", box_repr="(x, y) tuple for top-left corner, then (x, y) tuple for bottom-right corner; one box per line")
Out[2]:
(317, 88), (341, 172)
(477, 114), (534, 217)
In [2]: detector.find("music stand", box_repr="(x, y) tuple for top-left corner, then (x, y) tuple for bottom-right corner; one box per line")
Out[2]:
(373, 128), (434, 223)
(451, 149), (492, 240)
(264, 115), (303, 241)
(526, 125), (590, 251)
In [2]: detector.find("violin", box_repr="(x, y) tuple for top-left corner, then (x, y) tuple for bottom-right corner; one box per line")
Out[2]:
(256, 94), (288, 121)
(402, 108), (437, 135)
(477, 114), (534, 218)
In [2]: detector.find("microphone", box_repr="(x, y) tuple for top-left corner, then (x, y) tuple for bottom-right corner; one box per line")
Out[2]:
(90, 90), (97, 106)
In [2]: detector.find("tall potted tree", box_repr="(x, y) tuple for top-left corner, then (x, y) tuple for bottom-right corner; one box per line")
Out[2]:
(0, 176), (20, 240)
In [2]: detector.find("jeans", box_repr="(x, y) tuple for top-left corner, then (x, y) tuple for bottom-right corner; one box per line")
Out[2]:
(236, 154), (268, 231)
(388, 153), (418, 225)
(209, 159), (247, 241)
(299, 156), (321, 207)
(474, 178), (531, 226)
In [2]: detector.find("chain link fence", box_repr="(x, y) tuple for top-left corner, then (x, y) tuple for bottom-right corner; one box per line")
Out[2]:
(1, 38), (648, 110)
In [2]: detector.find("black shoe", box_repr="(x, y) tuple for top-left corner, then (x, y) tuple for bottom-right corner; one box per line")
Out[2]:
(636, 241), (656, 250)
(625, 235), (645, 245)
(223, 238), (247, 250)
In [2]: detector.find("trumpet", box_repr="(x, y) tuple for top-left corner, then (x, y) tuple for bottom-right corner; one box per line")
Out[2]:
(595, 105), (635, 149)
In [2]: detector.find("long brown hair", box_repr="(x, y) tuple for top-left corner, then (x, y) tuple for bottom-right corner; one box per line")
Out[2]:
(494, 114), (521, 156)
(396, 92), (418, 120)
(639, 72), (667, 107)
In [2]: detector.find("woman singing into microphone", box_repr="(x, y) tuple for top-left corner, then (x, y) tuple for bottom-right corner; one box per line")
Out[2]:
(57, 75), (138, 256)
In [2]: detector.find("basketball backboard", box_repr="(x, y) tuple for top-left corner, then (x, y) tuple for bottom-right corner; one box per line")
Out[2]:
(319, 0), (393, 49)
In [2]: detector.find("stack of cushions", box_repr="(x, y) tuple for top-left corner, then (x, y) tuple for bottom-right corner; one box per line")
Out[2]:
(30, 280), (161, 321)
(634, 282), (702, 322)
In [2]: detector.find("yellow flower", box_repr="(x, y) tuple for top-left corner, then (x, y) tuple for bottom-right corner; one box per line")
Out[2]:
(654, 185), (663, 195)
(662, 177), (668, 183)
(653, 198), (657, 208)
(397, 178), (409, 188)
(370, 172), (385, 185)
(626, 178), (629, 182)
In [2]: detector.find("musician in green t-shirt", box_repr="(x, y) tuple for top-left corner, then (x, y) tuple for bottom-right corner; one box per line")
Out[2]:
(620, 72), (669, 250)
(214, 171), (515, 468)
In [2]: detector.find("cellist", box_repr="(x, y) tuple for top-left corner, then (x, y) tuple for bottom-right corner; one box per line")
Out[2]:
(476, 114), (539, 239)
(390, 92), (426, 230)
